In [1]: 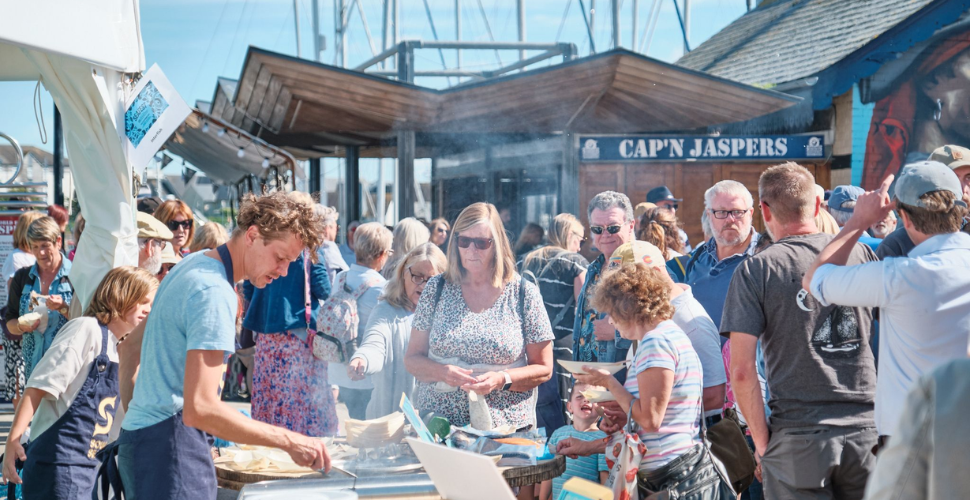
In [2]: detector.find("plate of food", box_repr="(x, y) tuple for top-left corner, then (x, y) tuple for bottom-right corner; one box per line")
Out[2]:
(556, 360), (628, 375)
(580, 388), (616, 403)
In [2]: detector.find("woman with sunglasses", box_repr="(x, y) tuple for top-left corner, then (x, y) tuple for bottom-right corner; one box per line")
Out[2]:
(429, 218), (450, 250)
(347, 243), (447, 419)
(153, 200), (195, 256)
(404, 202), (554, 433)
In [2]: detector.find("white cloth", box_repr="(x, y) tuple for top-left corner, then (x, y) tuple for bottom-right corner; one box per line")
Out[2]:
(25, 317), (121, 441)
(327, 264), (384, 390)
(810, 232), (970, 435)
(3, 249), (35, 281)
(670, 285), (727, 417)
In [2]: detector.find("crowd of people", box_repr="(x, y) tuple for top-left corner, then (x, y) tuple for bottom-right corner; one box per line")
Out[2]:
(0, 144), (966, 500)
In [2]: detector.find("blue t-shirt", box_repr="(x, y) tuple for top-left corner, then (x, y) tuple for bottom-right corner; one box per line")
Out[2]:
(122, 252), (238, 431)
(548, 426), (608, 500)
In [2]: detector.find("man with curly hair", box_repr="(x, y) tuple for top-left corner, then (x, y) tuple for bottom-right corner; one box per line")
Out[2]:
(116, 192), (332, 499)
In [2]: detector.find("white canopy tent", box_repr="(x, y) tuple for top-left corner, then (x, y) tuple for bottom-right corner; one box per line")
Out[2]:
(0, 0), (145, 309)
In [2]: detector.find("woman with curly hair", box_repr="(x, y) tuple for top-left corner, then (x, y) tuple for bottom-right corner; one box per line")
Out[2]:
(558, 263), (721, 499)
(637, 207), (686, 260)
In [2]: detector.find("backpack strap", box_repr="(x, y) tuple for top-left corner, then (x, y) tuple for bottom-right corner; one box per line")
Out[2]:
(303, 251), (312, 330)
(350, 276), (381, 299)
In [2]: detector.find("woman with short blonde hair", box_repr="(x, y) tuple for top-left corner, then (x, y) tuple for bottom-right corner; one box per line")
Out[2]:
(405, 202), (554, 431)
(348, 243), (447, 418)
(382, 217), (430, 278)
(154, 200), (195, 256)
(190, 222), (229, 253)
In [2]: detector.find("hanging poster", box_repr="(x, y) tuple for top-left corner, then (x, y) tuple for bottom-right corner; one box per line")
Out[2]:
(124, 64), (191, 169)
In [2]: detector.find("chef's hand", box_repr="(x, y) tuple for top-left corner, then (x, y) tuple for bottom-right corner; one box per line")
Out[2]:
(286, 434), (331, 473)
(347, 358), (367, 381)
(442, 365), (477, 388)
(592, 317), (616, 342)
(46, 294), (65, 313)
(2, 439), (25, 485)
(598, 401), (627, 434)
(461, 371), (503, 395)
(556, 437), (598, 459)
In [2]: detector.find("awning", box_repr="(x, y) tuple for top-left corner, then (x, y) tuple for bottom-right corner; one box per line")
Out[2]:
(212, 47), (801, 157)
(164, 109), (302, 186)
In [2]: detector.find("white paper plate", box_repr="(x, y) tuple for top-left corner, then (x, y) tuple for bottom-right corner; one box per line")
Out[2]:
(557, 359), (627, 375)
(580, 389), (617, 403)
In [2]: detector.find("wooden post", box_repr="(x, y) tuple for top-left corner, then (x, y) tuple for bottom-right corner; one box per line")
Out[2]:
(345, 146), (361, 223)
(397, 131), (415, 219)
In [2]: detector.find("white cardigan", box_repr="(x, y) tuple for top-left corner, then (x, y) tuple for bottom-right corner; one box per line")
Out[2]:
(351, 300), (416, 420)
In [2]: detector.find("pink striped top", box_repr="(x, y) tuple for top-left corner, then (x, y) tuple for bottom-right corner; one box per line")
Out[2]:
(624, 320), (703, 471)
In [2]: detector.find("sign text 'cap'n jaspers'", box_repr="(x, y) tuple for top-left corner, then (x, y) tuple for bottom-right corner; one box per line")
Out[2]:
(580, 135), (826, 162)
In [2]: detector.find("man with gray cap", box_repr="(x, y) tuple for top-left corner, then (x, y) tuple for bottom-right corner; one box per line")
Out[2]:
(805, 160), (970, 445)
(829, 185), (883, 251)
(136, 211), (173, 274)
(876, 144), (970, 258)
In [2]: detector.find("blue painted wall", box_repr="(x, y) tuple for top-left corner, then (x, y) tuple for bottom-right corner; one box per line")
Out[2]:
(851, 84), (874, 186)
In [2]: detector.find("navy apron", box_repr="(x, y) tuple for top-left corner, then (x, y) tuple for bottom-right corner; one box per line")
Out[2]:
(108, 245), (235, 500)
(20, 323), (119, 499)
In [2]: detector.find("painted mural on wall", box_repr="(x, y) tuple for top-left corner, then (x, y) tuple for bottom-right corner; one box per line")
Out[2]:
(863, 27), (970, 190)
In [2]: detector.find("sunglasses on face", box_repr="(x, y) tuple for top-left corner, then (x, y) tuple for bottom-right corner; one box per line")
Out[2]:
(710, 209), (750, 220)
(456, 236), (494, 250)
(167, 220), (192, 231)
(436, 228), (447, 234)
(573, 232), (587, 243)
(589, 224), (623, 235)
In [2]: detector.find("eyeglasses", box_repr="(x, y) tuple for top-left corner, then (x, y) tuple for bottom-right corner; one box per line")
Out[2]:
(456, 236), (494, 250)
(407, 268), (432, 285)
(662, 204), (679, 211)
(167, 220), (192, 231)
(436, 228), (448, 234)
(710, 209), (751, 220)
(589, 224), (623, 235)
(572, 232), (587, 243)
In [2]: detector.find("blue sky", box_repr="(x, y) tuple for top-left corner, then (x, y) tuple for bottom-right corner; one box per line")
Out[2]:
(0, 0), (748, 154)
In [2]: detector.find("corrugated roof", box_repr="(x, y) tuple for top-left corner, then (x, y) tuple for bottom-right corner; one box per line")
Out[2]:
(676, 0), (935, 86)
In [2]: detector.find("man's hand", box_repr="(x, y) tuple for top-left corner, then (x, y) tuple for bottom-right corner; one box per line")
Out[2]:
(754, 449), (763, 483)
(284, 433), (331, 472)
(849, 174), (895, 230)
(592, 317), (615, 342)
(556, 437), (596, 459)
(347, 358), (367, 381)
(1, 440), (25, 485)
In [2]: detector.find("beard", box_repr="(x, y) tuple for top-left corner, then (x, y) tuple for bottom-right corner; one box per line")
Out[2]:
(140, 253), (162, 275)
(714, 226), (747, 248)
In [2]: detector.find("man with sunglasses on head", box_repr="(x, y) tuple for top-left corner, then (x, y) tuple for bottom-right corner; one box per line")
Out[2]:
(572, 191), (637, 374)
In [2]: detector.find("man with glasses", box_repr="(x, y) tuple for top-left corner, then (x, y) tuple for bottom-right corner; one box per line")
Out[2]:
(674, 181), (759, 332)
(572, 191), (636, 371)
(136, 211), (173, 275)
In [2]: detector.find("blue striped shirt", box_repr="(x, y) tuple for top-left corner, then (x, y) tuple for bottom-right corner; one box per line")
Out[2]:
(548, 426), (608, 499)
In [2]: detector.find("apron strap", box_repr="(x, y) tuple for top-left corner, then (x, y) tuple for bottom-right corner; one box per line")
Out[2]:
(96, 323), (110, 373)
(215, 244), (235, 285)
(95, 441), (124, 500)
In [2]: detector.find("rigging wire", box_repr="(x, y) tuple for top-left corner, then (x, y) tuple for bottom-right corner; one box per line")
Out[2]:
(190, 0), (233, 100)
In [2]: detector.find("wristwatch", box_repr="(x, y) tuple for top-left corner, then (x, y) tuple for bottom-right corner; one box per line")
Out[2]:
(500, 371), (513, 392)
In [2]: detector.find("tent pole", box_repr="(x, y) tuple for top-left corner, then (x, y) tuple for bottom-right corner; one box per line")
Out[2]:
(53, 106), (64, 208)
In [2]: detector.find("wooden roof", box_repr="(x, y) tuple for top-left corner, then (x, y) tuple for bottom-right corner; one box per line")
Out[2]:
(214, 47), (800, 158)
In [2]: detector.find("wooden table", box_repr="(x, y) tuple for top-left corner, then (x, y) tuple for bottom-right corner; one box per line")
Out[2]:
(216, 455), (566, 491)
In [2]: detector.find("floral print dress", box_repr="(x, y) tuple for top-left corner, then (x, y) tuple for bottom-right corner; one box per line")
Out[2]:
(412, 274), (554, 429)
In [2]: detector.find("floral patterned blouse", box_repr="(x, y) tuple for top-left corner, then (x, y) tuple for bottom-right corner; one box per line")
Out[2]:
(412, 274), (554, 429)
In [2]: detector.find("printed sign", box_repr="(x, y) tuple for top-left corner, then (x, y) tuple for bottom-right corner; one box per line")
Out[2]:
(124, 64), (191, 169)
(579, 135), (826, 162)
(400, 393), (435, 442)
(0, 215), (19, 306)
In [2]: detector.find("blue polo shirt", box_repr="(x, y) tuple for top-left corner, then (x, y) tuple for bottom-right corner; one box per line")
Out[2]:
(672, 230), (760, 330)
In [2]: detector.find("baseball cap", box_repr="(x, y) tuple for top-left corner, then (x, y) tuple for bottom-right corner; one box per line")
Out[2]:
(893, 160), (967, 208)
(137, 211), (174, 240)
(159, 242), (181, 266)
(928, 145), (970, 171)
(828, 185), (865, 211)
(634, 202), (657, 221)
(646, 186), (682, 204)
(606, 241), (667, 273)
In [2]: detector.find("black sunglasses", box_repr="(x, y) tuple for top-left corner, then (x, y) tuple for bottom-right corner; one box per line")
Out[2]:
(456, 236), (494, 250)
(167, 220), (192, 231)
(589, 224), (623, 235)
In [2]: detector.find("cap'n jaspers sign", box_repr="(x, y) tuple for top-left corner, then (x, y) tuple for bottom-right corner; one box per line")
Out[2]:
(578, 135), (826, 162)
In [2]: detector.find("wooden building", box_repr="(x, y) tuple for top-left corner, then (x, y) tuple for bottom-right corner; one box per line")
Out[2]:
(206, 46), (828, 244)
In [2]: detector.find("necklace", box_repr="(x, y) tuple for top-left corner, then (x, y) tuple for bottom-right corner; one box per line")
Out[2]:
(117, 332), (130, 344)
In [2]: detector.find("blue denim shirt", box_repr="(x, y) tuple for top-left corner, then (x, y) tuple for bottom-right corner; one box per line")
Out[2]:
(243, 252), (331, 338)
(572, 254), (631, 363)
(676, 230), (760, 330)
(20, 257), (73, 381)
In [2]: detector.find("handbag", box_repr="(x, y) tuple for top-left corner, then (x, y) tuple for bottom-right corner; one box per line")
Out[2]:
(705, 407), (756, 494)
(605, 405), (646, 500)
(308, 251), (345, 363)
